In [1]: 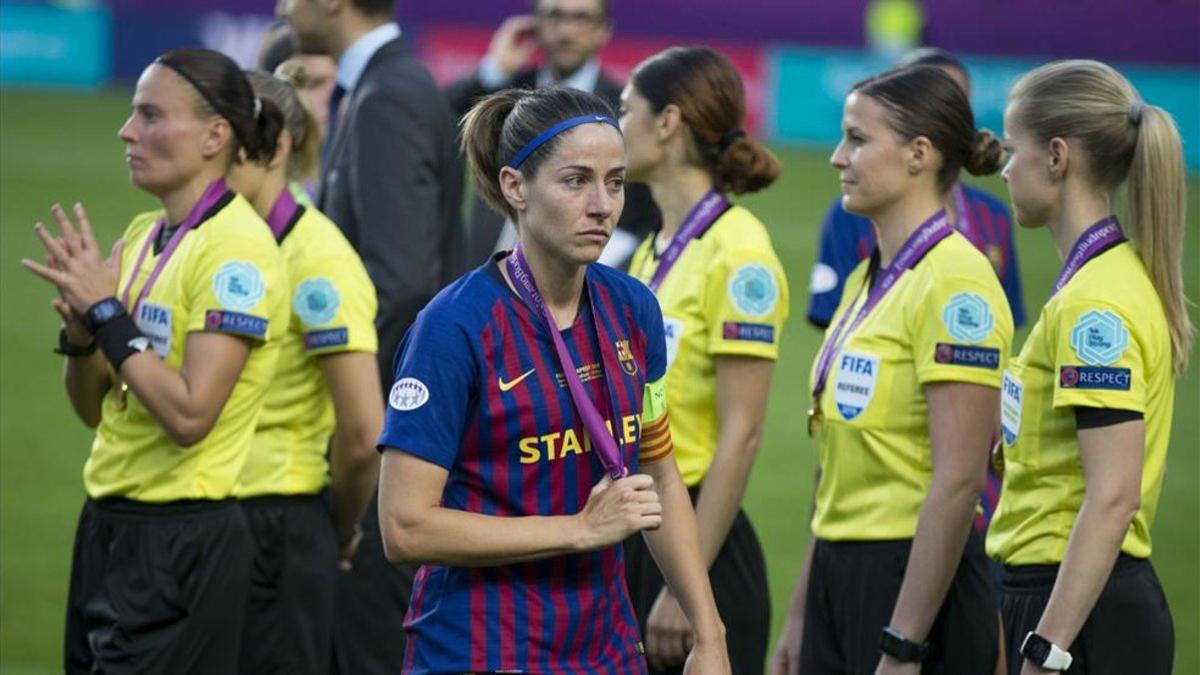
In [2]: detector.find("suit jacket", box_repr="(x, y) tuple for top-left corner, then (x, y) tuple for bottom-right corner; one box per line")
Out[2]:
(319, 36), (465, 388)
(445, 66), (660, 268)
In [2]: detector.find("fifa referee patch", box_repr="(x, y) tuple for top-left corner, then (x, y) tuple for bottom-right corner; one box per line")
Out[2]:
(934, 342), (1000, 369)
(722, 322), (774, 343)
(304, 328), (349, 350)
(204, 310), (267, 339)
(1060, 366), (1132, 390)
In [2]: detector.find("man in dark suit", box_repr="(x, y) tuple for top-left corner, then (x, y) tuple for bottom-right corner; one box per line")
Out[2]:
(445, 0), (659, 268)
(282, 0), (461, 672)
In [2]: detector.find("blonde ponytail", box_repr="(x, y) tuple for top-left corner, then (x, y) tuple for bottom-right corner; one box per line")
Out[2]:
(1127, 105), (1193, 374)
(1012, 59), (1194, 375)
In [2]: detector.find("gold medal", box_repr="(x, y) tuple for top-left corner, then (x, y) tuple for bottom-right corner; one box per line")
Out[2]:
(113, 378), (128, 411)
(807, 401), (822, 437)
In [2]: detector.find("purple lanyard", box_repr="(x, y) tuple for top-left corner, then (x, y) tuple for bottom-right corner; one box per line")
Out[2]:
(120, 179), (228, 316)
(951, 183), (975, 242)
(507, 246), (627, 479)
(1050, 216), (1126, 299)
(265, 188), (300, 242)
(811, 210), (954, 401)
(647, 190), (730, 292)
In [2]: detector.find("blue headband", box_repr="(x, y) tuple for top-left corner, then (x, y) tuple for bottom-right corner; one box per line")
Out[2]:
(506, 114), (622, 169)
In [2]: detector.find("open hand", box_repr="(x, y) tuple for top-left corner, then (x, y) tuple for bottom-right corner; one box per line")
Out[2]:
(487, 15), (539, 77)
(22, 203), (124, 315)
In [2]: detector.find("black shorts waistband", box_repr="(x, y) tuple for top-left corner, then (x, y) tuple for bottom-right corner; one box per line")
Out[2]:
(1003, 553), (1150, 590)
(237, 492), (326, 509)
(89, 496), (238, 518)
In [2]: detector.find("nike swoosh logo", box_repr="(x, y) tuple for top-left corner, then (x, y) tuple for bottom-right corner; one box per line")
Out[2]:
(498, 368), (536, 392)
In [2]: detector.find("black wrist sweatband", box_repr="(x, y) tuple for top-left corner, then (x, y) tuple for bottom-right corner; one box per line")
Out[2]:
(54, 327), (97, 357)
(95, 314), (149, 371)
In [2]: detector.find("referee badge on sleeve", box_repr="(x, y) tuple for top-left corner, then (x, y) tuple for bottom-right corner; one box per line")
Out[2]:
(728, 263), (779, 317)
(941, 293), (994, 343)
(213, 261), (265, 311)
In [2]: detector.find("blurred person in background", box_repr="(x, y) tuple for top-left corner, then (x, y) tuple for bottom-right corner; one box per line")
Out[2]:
(228, 69), (382, 675)
(257, 22), (338, 153)
(619, 46), (786, 675)
(280, 0), (464, 671)
(987, 59), (1188, 675)
(445, 0), (660, 269)
(865, 0), (924, 60)
(22, 48), (287, 674)
(773, 66), (1012, 675)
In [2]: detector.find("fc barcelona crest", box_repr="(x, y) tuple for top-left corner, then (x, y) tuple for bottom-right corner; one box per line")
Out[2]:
(615, 339), (638, 376)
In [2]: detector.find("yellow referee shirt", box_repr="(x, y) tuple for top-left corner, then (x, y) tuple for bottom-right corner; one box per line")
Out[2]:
(630, 205), (789, 486)
(85, 193), (287, 502)
(235, 206), (378, 498)
(987, 243), (1172, 564)
(810, 232), (1013, 541)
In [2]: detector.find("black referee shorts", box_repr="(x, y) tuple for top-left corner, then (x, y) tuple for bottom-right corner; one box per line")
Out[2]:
(1000, 554), (1173, 675)
(238, 492), (338, 675)
(624, 486), (770, 675)
(64, 497), (252, 675)
(799, 529), (998, 674)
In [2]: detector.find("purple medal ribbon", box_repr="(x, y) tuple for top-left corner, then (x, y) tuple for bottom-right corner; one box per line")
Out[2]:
(811, 210), (954, 406)
(950, 183), (975, 242)
(120, 178), (229, 317)
(647, 190), (730, 292)
(1050, 216), (1126, 299)
(506, 246), (628, 479)
(264, 188), (300, 242)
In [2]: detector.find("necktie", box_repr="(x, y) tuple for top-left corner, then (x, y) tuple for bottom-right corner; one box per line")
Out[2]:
(323, 83), (347, 159)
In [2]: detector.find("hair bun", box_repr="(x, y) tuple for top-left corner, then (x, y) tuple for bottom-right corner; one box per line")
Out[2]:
(965, 129), (1004, 176)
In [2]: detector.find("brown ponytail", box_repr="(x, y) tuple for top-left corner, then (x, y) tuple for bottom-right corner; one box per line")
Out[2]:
(1011, 59), (1193, 375)
(630, 46), (781, 195)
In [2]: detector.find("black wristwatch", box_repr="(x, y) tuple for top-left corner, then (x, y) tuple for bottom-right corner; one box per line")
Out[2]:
(83, 297), (127, 333)
(879, 626), (931, 663)
(54, 327), (97, 357)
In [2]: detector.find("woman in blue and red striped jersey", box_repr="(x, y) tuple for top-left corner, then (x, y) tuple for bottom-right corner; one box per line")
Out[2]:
(376, 86), (729, 675)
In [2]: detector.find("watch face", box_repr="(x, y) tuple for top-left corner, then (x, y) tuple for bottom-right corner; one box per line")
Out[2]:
(1023, 634), (1051, 664)
(87, 299), (123, 328)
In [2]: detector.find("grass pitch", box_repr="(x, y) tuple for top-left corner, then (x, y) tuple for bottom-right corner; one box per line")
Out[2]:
(2, 90), (1196, 673)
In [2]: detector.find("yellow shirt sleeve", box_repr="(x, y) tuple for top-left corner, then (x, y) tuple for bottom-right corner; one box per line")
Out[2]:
(291, 251), (378, 355)
(184, 233), (282, 342)
(1051, 301), (1146, 412)
(911, 276), (1012, 387)
(703, 248), (789, 359)
(638, 376), (672, 465)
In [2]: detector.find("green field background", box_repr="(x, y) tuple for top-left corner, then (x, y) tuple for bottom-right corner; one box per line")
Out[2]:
(2, 90), (1197, 674)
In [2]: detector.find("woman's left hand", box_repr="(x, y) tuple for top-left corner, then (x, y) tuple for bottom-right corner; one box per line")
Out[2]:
(680, 634), (731, 675)
(874, 655), (921, 675)
(646, 588), (692, 669)
(22, 203), (124, 315)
